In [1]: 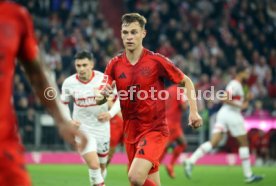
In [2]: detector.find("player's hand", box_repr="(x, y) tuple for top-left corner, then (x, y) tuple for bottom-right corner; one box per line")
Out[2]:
(98, 112), (112, 122)
(72, 120), (80, 128)
(100, 81), (116, 98)
(188, 112), (202, 129)
(57, 120), (87, 151)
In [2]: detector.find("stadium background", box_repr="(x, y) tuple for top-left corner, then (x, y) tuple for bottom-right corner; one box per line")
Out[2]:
(12, 0), (276, 185)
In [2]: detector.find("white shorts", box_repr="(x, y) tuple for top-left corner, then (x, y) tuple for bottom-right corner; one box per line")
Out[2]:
(212, 107), (247, 137)
(77, 127), (110, 164)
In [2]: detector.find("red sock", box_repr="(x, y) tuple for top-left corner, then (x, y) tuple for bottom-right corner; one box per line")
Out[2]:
(170, 144), (186, 166)
(93, 183), (105, 186)
(143, 179), (156, 186)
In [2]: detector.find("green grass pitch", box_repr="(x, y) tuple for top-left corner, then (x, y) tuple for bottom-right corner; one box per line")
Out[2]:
(28, 164), (275, 186)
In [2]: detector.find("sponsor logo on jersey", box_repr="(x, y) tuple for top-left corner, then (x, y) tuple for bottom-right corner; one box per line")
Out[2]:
(74, 96), (97, 107)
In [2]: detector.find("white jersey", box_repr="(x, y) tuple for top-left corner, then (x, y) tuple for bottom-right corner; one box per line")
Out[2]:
(61, 70), (109, 135)
(221, 79), (244, 112)
(213, 79), (246, 137)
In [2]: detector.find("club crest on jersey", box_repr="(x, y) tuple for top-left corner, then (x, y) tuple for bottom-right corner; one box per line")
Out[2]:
(140, 67), (151, 77)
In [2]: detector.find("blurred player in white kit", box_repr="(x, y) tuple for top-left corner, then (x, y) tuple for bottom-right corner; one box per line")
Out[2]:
(184, 66), (263, 183)
(61, 51), (120, 186)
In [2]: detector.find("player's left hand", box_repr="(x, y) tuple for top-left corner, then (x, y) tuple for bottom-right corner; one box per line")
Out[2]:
(188, 112), (203, 129)
(98, 112), (112, 122)
(57, 120), (87, 151)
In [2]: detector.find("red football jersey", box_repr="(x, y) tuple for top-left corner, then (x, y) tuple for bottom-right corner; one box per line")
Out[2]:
(166, 84), (185, 124)
(105, 48), (185, 143)
(0, 1), (38, 143)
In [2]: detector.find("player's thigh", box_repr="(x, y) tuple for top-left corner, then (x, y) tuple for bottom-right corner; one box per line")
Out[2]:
(97, 135), (110, 164)
(175, 132), (186, 145)
(125, 143), (137, 171)
(128, 158), (153, 182)
(78, 132), (97, 155)
(227, 113), (247, 137)
(148, 171), (161, 186)
(235, 134), (249, 146)
(169, 127), (182, 142)
(135, 131), (168, 174)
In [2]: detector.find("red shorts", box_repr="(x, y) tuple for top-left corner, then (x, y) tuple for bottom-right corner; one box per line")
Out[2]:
(0, 142), (31, 186)
(110, 115), (124, 148)
(168, 127), (184, 142)
(125, 131), (168, 174)
(168, 122), (184, 142)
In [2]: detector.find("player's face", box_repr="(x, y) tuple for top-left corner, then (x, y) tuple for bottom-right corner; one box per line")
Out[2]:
(75, 58), (94, 81)
(242, 69), (250, 80)
(121, 22), (146, 52)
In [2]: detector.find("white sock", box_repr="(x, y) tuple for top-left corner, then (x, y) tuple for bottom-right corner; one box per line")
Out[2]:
(89, 168), (104, 185)
(239, 147), (253, 178)
(189, 141), (212, 164)
(102, 168), (107, 179)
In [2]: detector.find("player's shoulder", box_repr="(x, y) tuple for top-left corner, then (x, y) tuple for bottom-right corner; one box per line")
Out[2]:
(145, 49), (173, 63)
(63, 74), (77, 86)
(2, 1), (30, 17)
(228, 79), (241, 87)
(93, 70), (104, 77)
(108, 51), (124, 65)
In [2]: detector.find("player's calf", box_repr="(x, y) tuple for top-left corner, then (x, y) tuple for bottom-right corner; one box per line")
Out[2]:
(89, 168), (105, 186)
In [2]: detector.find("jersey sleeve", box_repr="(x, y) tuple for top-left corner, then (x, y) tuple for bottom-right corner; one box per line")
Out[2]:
(18, 7), (38, 62)
(104, 58), (116, 85)
(157, 54), (185, 84)
(226, 82), (237, 96)
(61, 79), (71, 104)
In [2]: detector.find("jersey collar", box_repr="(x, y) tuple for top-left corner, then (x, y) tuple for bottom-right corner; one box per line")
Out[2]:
(76, 71), (95, 84)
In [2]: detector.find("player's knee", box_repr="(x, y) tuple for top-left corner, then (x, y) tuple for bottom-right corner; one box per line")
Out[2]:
(87, 160), (100, 169)
(128, 172), (145, 186)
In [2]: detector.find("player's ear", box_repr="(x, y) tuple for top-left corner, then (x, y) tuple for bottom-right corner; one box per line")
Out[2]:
(90, 60), (95, 69)
(142, 29), (146, 38)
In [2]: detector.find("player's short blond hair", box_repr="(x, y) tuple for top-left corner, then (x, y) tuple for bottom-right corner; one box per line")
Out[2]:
(121, 13), (147, 29)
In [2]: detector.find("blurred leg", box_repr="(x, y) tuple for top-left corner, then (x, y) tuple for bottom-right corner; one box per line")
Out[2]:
(189, 132), (223, 164)
(235, 135), (253, 178)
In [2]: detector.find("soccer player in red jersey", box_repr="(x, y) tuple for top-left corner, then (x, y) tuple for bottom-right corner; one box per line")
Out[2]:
(162, 84), (187, 179)
(100, 13), (202, 186)
(106, 103), (124, 166)
(0, 1), (86, 186)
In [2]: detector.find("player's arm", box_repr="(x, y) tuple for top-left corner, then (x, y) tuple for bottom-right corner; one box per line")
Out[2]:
(95, 84), (112, 105)
(179, 76), (202, 128)
(98, 97), (121, 122)
(17, 6), (86, 149)
(60, 81), (80, 128)
(221, 92), (249, 110)
(20, 57), (86, 149)
(97, 58), (116, 105)
(157, 54), (202, 128)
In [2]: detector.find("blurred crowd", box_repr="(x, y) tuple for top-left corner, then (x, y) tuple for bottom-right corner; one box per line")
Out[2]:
(14, 0), (276, 163)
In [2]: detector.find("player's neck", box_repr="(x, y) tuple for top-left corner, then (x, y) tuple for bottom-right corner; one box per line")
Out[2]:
(234, 76), (242, 83)
(79, 71), (93, 82)
(125, 46), (143, 65)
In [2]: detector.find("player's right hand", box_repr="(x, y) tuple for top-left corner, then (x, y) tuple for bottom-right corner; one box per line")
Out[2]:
(100, 80), (116, 98)
(97, 112), (112, 122)
(57, 120), (87, 151)
(188, 112), (203, 129)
